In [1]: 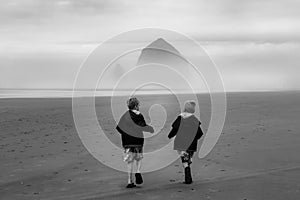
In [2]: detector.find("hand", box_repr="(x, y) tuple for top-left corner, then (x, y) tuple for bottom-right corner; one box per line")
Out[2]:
(147, 125), (154, 133)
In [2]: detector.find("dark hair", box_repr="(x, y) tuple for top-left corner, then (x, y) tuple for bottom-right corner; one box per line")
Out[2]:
(127, 97), (140, 110)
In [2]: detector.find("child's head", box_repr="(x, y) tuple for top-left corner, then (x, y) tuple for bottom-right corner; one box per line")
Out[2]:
(127, 97), (140, 110)
(183, 100), (196, 113)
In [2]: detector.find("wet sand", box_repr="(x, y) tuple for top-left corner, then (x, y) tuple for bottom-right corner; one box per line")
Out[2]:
(0, 91), (300, 199)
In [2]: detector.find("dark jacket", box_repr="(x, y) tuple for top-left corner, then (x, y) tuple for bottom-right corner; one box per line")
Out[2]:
(116, 110), (152, 147)
(168, 113), (203, 152)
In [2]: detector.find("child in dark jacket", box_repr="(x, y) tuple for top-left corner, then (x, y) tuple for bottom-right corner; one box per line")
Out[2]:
(168, 100), (203, 184)
(116, 97), (154, 188)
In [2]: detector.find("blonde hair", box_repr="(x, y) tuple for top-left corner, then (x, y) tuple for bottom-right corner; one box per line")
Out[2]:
(183, 100), (196, 113)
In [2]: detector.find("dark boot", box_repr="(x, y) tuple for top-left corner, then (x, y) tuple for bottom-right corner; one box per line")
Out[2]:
(126, 183), (136, 188)
(135, 173), (143, 185)
(184, 166), (192, 184)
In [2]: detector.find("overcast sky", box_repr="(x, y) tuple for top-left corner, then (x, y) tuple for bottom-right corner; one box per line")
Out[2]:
(0, 0), (300, 91)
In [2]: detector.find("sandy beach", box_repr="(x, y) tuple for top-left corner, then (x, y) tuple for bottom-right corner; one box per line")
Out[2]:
(1, 91), (300, 200)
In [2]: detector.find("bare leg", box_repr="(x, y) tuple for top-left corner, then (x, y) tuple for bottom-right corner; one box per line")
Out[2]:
(136, 159), (142, 173)
(135, 159), (143, 184)
(127, 162), (134, 184)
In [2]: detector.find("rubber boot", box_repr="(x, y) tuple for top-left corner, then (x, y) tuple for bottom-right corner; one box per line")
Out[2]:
(184, 166), (192, 184)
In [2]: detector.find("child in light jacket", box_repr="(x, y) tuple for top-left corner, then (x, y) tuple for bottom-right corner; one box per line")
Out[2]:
(168, 100), (204, 184)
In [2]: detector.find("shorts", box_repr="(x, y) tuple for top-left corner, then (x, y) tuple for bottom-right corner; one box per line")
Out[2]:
(123, 146), (143, 163)
(177, 150), (194, 165)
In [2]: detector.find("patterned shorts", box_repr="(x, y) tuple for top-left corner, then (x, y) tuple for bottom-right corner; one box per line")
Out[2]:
(177, 150), (194, 164)
(123, 146), (143, 163)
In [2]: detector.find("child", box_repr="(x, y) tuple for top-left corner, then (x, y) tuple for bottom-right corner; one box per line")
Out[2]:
(168, 100), (204, 184)
(116, 97), (154, 188)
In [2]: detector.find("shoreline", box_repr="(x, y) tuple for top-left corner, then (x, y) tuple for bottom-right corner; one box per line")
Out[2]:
(1, 89), (299, 99)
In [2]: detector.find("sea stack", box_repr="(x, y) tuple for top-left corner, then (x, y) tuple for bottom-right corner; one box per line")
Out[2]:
(137, 38), (185, 66)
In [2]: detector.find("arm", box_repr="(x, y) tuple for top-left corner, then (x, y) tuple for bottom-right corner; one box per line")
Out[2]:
(168, 116), (181, 139)
(116, 125), (125, 135)
(143, 125), (154, 133)
(196, 122), (204, 140)
(136, 114), (154, 133)
(116, 114), (126, 135)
